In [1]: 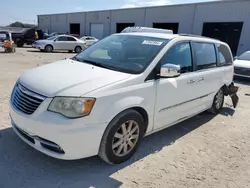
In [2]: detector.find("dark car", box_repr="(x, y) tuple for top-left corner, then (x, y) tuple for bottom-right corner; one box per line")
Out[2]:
(11, 28), (44, 47)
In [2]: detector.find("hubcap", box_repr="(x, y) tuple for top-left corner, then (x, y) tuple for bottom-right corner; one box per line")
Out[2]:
(76, 47), (81, 53)
(46, 46), (52, 51)
(215, 89), (223, 109)
(112, 120), (139, 157)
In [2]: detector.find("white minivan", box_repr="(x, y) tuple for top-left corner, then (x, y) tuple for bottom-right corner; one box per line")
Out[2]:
(9, 31), (239, 164)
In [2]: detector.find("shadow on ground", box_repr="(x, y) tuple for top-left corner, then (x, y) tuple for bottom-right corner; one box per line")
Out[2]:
(0, 108), (234, 188)
(234, 77), (250, 86)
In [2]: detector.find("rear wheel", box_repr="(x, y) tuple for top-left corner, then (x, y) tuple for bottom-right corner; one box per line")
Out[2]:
(16, 38), (24, 47)
(208, 88), (224, 114)
(45, 45), (53, 52)
(75, 46), (82, 53)
(99, 109), (145, 164)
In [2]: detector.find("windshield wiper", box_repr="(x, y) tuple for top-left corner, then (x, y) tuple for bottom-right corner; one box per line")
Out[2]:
(71, 56), (82, 62)
(82, 59), (118, 71)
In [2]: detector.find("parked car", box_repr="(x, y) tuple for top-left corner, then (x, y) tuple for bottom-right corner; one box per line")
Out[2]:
(234, 51), (250, 78)
(80, 36), (99, 46)
(10, 29), (239, 164)
(32, 35), (87, 53)
(11, 28), (37, 47)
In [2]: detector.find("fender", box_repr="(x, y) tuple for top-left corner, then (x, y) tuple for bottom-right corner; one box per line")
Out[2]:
(101, 96), (146, 121)
(96, 95), (154, 133)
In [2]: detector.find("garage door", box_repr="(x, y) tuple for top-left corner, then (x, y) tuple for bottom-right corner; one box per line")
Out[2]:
(90, 24), (104, 40)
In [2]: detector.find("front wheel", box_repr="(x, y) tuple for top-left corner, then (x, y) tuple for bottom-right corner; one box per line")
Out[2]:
(208, 88), (224, 114)
(99, 109), (145, 164)
(74, 46), (82, 53)
(45, 45), (53, 52)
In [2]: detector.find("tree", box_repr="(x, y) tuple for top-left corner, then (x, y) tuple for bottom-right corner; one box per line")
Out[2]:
(7, 21), (36, 28)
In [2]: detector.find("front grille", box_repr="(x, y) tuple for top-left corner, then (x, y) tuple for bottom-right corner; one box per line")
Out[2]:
(11, 83), (46, 115)
(234, 67), (250, 76)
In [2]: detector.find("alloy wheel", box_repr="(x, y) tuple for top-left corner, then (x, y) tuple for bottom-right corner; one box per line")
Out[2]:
(112, 120), (140, 157)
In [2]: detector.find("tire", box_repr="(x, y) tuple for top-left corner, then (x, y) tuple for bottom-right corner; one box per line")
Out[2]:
(99, 109), (145, 164)
(208, 88), (224, 114)
(40, 49), (45, 52)
(75, 46), (82, 53)
(45, 45), (53, 52)
(68, 50), (73, 53)
(16, 38), (24, 47)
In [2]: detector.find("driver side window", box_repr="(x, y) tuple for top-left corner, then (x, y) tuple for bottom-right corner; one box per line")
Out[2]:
(161, 42), (193, 73)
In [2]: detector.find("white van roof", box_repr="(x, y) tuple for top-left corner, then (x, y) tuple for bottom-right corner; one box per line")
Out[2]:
(121, 27), (173, 34)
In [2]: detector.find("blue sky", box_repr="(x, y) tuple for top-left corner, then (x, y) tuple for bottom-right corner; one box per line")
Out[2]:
(0, 0), (217, 25)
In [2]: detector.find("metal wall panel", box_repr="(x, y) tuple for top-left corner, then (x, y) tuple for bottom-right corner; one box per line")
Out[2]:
(50, 14), (67, 34)
(193, 1), (250, 55)
(38, 15), (51, 33)
(67, 12), (85, 36)
(38, 0), (250, 54)
(85, 11), (111, 37)
(145, 5), (195, 34)
(110, 8), (145, 33)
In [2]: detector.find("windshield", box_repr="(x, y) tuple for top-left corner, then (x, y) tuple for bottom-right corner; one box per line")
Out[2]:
(74, 34), (169, 74)
(47, 36), (57, 40)
(238, 52), (250, 61)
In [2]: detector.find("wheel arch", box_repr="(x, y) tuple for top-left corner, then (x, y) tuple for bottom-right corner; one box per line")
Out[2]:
(103, 106), (149, 135)
(45, 44), (54, 50)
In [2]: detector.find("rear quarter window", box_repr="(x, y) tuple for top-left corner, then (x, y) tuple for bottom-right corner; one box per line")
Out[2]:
(216, 43), (233, 66)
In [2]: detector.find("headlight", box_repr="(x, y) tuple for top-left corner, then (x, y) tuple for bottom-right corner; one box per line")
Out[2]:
(48, 97), (95, 118)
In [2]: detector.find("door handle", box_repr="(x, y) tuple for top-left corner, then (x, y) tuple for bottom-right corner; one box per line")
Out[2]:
(198, 77), (204, 82)
(187, 79), (196, 84)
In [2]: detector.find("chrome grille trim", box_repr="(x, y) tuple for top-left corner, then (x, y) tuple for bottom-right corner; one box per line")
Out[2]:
(11, 83), (46, 115)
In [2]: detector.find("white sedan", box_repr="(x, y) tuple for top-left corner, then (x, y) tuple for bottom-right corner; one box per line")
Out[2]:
(234, 51), (250, 78)
(32, 35), (87, 53)
(80, 36), (98, 46)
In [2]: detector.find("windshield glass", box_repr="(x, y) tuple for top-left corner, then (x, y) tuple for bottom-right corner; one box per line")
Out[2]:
(74, 34), (169, 74)
(238, 52), (250, 61)
(47, 36), (57, 40)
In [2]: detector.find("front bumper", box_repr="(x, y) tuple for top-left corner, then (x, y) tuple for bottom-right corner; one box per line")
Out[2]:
(234, 73), (250, 78)
(9, 99), (108, 160)
(32, 43), (45, 50)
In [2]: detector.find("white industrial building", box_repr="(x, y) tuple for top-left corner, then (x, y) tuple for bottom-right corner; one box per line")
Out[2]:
(38, 0), (250, 55)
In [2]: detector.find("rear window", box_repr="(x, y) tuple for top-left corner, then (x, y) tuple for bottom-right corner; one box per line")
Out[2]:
(216, 43), (233, 66)
(193, 42), (217, 70)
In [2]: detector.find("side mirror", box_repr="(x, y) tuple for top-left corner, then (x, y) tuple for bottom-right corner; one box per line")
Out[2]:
(160, 63), (180, 78)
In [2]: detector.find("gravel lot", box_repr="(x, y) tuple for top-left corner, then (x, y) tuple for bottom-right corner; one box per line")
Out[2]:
(0, 47), (250, 188)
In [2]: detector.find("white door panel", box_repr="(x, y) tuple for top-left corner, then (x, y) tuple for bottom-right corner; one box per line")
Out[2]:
(154, 73), (202, 129)
(154, 41), (205, 129)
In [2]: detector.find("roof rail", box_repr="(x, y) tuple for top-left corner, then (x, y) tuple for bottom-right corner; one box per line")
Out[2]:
(179, 33), (220, 41)
(121, 26), (173, 34)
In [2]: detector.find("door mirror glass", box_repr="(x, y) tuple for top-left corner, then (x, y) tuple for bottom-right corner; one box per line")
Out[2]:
(160, 63), (180, 78)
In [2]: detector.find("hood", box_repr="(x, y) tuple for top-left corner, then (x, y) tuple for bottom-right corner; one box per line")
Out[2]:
(19, 59), (131, 97)
(234, 59), (250, 68)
